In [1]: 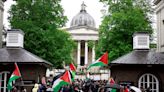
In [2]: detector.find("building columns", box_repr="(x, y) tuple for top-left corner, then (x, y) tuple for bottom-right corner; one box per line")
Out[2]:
(85, 41), (88, 65)
(77, 41), (95, 66)
(92, 44), (95, 63)
(77, 41), (81, 66)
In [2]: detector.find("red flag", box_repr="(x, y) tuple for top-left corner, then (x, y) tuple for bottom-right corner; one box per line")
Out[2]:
(69, 63), (76, 71)
(13, 63), (21, 76)
(60, 70), (72, 84)
(7, 63), (21, 90)
(87, 52), (108, 70)
(99, 52), (108, 64)
(124, 88), (129, 92)
(109, 78), (115, 84)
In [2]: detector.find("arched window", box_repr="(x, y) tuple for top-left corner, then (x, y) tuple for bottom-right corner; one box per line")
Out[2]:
(138, 73), (159, 92)
(0, 71), (10, 92)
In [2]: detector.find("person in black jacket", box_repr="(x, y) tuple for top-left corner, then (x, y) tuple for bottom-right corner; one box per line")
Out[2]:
(146, 87), (151, 92)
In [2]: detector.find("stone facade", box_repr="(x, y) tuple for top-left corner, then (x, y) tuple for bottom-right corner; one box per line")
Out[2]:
(0, 0), (4, 48)
(154, 0), (164, 52)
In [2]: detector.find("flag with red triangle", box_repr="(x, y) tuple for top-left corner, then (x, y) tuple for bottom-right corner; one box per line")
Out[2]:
(69, 63), (76, 72)
(109, 78), (115, 84)
(52, 70), (72, 92)
(87, 52), (108, 70)
(109, 78), (117, 92)
(7, 63), (21, 90)
(69, 63), (76, 81)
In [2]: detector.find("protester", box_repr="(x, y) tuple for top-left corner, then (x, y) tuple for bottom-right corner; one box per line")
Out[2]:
(124, 86), (129, 92)
(74, 85), (80, 92)
(41, 75), (47, 91)
(32, 83), (39, 92)
(140, 86), (145, 92)
(37, 84), (42, 92)
(47, 75), (118, 92)
(46, 84), (53, 92)
(11, 85), (17, 92)
(146, 87), (151, 92)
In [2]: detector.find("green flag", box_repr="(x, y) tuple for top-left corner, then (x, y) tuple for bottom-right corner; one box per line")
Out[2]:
(87, 52), (108, 70)
(7, 63), (21, 90)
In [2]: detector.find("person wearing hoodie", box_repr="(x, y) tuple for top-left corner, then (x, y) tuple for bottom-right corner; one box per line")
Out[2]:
(32, 83), (39, 92)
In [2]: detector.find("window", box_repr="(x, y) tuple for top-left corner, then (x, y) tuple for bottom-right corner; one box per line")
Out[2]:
(0, 71), (10, 92)
(138, 73), (159, 92)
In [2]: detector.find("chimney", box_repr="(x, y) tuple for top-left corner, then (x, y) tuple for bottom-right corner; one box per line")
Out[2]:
(6, 29), (24, 48)
(133, 32), (150, 50)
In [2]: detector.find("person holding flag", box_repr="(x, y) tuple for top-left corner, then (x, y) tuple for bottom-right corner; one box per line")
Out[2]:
(52, 70), (72, 92)
(69, 63), (76, 81)
(87, 52), (108, 70)
(7, 62), (22, 90)
(109, 77), (117, 92)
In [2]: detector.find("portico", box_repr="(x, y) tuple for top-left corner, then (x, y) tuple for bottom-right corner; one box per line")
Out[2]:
(67, 2), (98, 69)
(75, 34), (98, 67)
(69, 26), (98, 68)
(66, 2), (110, 80)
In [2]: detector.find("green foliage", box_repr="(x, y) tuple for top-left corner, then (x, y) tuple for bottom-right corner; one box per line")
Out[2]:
(96, 0), (153, 62)
(9, 0), (75, 68)
(88, 40), (95, 49)
(150, 43), (157, 48)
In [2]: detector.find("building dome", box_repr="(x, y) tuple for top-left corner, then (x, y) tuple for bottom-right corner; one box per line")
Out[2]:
(70, 2), (96, 28)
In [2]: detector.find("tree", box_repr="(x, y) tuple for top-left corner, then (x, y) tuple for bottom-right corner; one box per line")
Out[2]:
(96, 0), (153, 62)
(9, 0), (75, 68)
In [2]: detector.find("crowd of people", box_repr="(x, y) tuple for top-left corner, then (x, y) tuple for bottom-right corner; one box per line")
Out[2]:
(32, 79), (109, 92)
(31, 77), (153, 92)
(32, 76), (53, 92)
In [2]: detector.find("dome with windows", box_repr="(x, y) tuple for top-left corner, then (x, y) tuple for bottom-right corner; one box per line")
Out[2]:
(70, 2), (96, 28)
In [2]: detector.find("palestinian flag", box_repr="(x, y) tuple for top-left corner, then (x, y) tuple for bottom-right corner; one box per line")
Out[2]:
(109, 78), (117, 92)
(52, 71), (65, 84)
(52, 70), (72, 92)
(69, 63), (76, 71)
(69, 63), (76, 81)
(7, 63), (21, 90)
(85, 72), (90, 80)
(109, 78), (115, 84)
(87, 52), (108, 70)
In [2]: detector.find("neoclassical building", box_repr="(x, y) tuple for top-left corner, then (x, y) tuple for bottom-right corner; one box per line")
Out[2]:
(153, 0), (164, 52)
(67, 2), (98, 69)
(66, 2), (109, 80)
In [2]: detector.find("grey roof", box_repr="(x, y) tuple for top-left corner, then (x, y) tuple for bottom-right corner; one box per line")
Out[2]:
(153, 0), (161, 5)
(0, 47), (53, 66)
(70, 2), (95, 28)
(111, 50), (164, 64)
(67, 26), (98, 31)
(7, 29), (24, 35)
(133, 32), (149, 37)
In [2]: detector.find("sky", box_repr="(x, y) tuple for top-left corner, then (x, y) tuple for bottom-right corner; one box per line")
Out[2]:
(3, 0), (104, 28)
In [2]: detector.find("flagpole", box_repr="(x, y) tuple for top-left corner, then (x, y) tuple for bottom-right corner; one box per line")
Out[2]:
(14, 62), (24, 90)
(7, 62), (22, 90)
(15, 62), (22, 77)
